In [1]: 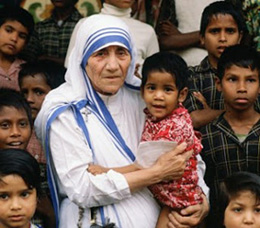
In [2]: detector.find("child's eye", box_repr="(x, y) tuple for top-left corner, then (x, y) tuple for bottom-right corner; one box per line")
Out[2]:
(226, 28), (236, 34)
(0, 122), (10, 129)
(35, 89), (45, 96)
(21, 191), (30, 198)
(5, 26), (13, 34)
(146, 85), (155, 91)
(164, 87), (174, 92)
(0, 193), (9, 200)
(227, 77), (236, 82)
(255, 208), (260, 213)
(19, 120), (29, 128)
(209, 28), (219, 34)
(18, 32), (28, 40)
(247, 78), (257, 83)
(233, 207), (242, 213)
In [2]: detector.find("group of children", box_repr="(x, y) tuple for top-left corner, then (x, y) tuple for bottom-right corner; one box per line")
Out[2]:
(0, 6), (65, 228)
(1, 1), (260, 228)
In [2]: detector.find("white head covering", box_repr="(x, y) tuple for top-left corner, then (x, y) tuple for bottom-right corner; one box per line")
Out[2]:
(35, 14), (140, 141)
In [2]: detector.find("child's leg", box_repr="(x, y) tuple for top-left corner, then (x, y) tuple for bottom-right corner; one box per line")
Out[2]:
(156, 205), (171, 228)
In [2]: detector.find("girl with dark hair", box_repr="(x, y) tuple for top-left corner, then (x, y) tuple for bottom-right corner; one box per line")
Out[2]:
(0, 148), (41, 228)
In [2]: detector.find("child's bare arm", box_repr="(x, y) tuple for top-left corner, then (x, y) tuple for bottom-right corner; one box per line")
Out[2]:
(87, 164), (140, 175)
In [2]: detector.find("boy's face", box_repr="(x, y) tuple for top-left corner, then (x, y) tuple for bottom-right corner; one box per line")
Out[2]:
(200, 14), (242, 69)
(0, 174), (37, 228)
(105, 0), (134, 9)
(0, 20), (28, 57)
(216, 65), (260, 112)
(20, 74), (51, 121)
(142, 71), (187, 121)
(224, 190), (260, 228)
(0, 106), (31, 150)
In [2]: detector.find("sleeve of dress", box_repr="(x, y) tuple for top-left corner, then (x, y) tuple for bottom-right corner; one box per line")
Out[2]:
(196, 154), (209, 200)
(49, 110), (132, 208)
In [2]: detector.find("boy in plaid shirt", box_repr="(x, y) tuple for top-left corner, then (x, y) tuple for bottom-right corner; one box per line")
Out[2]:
(201, 44), (260, 228)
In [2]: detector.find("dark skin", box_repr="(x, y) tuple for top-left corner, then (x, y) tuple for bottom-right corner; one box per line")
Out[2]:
(158, 20), (203, 51)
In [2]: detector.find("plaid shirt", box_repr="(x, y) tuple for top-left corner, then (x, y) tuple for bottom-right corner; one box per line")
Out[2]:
(200, 113), (260, 226)
(183, 57), (224, 112)
(184, 57), (260, 112)
(23, 8), (82, 61)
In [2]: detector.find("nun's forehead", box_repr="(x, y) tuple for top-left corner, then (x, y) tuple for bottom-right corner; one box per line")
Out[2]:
(81, 27), (133, 67)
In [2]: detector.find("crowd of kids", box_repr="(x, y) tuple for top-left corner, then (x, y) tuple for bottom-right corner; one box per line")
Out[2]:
(0, 0), (260, 227)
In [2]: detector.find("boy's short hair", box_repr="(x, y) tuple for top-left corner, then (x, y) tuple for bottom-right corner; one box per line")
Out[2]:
(217, 171), (260, 225)
(19, 60), (66, 89)
(0, 88), (33, 128)
(0, 6), (34, 39)
(200, 1), (246, 37)
(141, 51), (189, 91)
(217, 44), (260, 81)
(0, 148), (41, 196)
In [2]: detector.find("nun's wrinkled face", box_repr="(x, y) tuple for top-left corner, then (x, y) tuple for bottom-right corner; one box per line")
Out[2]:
(85, 45), (131, 95)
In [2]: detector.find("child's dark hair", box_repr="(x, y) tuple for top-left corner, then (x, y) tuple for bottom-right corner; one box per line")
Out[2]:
(141, 52), (189, 91)
(0, 88), (33, 128)
(19, 60), (66, 89)
(0, 6), (34, 39)
(200, 1), (246, 37)
(217, 171), (260, 226)
(217, 44), (260, 81)
(0, 148), (41, 196)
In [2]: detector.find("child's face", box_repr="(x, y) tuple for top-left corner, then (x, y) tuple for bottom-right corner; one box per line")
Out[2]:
(20, 74), (51, 121)
(0, 174), (37, 228)
(142, 71), (187, 121)
(224, 190), (260, 228)
(0, 107), (31, 150)
(216, 65), (260, 112)
(200, 14), (242, 69)
(0, 20), (28, 57)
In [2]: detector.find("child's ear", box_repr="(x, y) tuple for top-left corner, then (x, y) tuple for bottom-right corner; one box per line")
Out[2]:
(178, 87), (188, 103)
(238, 31), (243, 44)
(215, 76), (222, 92)
(200, 34), (205, 46)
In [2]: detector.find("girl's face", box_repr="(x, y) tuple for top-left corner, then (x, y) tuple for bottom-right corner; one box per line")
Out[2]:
(142, 71), (187, 121)
(0, 107), (31, 150)
(0, 174), (37, 228)
(20, 74), (51, 121)
(224, 190), (260, 228)
(0, 20), (28, 58)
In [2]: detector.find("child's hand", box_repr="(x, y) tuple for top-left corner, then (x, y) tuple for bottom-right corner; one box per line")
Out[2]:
(87, 164), (109, 175)
(193, 91), (209, 109)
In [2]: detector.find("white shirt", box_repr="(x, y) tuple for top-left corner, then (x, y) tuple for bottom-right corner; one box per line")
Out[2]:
(174, 0), (218, 66)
